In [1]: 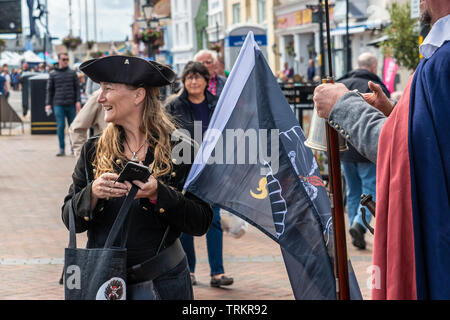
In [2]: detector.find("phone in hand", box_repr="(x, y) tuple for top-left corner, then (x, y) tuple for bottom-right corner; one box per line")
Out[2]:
(115, 161), (151, 184)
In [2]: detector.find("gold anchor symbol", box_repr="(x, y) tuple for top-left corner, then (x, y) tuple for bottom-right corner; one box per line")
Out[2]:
(250, 177), (268, 199)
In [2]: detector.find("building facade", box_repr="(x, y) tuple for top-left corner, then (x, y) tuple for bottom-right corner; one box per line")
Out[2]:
(224, 0), (278, 72)
(274, 0), (321, 80)
(170, 0), (203, 74)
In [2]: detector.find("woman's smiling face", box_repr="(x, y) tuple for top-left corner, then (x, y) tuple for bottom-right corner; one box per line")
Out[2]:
(98, 82), (138, 125)
(184, 72), (208, 97)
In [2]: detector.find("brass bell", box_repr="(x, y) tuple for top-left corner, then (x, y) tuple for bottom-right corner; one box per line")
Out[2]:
(304, 108), (348, 152)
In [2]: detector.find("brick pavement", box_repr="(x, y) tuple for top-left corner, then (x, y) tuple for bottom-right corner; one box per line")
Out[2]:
(0, 90), (373, 300)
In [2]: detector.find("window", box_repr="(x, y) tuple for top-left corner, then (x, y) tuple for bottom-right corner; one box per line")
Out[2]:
(233, 3), (240, 24)
(257, 0), (266, 23)
(185, 22), (190, 45)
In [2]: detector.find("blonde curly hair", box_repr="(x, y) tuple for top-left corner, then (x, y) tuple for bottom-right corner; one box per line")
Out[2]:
(93, 85), (176, 179)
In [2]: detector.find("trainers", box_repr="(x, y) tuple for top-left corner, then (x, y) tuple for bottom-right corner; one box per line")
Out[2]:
(210, 275), (234, 287)
(190, 274), (197, 286)
(349, 222), (366, 250)
(56, 151), (65, 157)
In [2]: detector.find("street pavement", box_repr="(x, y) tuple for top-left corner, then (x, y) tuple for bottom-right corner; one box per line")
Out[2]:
(0, 90), (373, 300)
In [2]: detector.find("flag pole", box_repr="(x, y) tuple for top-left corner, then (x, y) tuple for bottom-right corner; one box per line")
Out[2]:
(323, 0), (350, 300)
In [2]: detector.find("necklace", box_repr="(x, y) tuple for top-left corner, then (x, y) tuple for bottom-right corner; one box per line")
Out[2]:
(124, 137), (147, 162)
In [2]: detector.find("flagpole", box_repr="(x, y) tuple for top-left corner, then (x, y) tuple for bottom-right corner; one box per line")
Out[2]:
(323, 0), (350, 300)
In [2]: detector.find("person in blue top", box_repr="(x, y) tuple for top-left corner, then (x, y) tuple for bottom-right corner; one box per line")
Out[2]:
(167, 62), (234, 288)
(0, 73), (6, 97)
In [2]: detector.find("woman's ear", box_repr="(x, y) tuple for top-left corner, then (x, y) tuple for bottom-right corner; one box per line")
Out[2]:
(134, 87), (146, 106)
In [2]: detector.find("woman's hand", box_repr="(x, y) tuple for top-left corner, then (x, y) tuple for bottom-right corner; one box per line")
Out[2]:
(124, 176), (158, 202)
(91, 172), (129, 203)
(362, 81), (395, 117)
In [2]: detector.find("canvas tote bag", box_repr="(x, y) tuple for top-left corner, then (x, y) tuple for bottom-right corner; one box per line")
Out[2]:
(64, 186), (138, 300)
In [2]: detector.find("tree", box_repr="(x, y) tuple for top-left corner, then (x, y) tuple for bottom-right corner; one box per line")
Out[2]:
(380, 2), (421, 71)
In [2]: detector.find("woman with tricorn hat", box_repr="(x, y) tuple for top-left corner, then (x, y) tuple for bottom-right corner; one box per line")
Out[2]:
(61, 55), (213, 300)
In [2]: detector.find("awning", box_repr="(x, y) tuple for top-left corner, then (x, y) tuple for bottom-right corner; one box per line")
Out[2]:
(367, 35), (389, 47)
(23, 50), (44, 63)
(330, 24), (368, 36)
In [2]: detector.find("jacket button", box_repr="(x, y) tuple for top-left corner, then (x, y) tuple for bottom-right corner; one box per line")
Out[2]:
(329, 120), (334, 125)
(99, 207), (104, 212)
(334, 124), (339, 129)
(84, 216), (90, 221)
(159, 208), (165, 214)
(142, 206), (148, 211)
(346, 134), (350, 140)
(172, 158), (177, 164)
(171, 172), (176, 177)
(116, 159), (122, 165)
(340, 129), (345, 134)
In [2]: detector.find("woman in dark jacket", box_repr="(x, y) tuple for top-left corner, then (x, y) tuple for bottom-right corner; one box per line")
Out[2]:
(61, 56), (213, 300)
(167, 62), (234, 288)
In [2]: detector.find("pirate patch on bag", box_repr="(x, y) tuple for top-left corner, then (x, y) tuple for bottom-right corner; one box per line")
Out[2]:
(96, 277), (126, 300)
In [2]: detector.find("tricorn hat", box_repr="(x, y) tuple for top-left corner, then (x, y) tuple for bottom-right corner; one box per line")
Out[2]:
(79, 55), (176, 87)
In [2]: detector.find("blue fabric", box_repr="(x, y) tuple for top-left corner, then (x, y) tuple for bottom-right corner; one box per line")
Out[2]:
(341, 161), (376, 231)
(180, 206), (224, 276)
(189, 99), (210, 136)
(54, 105), (76, 152)
(409, 41), (450, 299)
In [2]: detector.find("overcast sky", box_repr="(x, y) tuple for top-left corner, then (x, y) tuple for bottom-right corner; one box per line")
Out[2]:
(22, 0), (134, 43)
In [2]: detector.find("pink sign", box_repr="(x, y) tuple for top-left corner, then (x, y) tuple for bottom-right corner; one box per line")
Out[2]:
(383, 58), (398, 94)
(277, 12), (298, 29)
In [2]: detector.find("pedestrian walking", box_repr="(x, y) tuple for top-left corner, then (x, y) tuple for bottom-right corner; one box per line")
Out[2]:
(45, 52), (81, 156)
(336, 52), (391, 250)
(312, 0), (450, 299)
(1, 64), (10, 99)
(61, 55), (213, 300)
(167, 61), (234, 288)
(307, 59), (316, 82)
(68, 89), (106, 157)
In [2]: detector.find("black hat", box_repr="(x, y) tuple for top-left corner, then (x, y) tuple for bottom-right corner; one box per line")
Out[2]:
(79, 55), (176, 87)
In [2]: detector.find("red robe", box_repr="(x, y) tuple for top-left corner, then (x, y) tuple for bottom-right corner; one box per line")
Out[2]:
(372, 75), (417, 300)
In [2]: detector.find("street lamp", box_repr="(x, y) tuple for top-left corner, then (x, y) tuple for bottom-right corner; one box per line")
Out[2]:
(138, 1), (163, 60)
(142, 2), (154, 20)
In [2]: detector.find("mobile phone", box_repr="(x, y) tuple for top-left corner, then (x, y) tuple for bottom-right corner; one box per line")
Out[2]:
(115, 161), (151, 184)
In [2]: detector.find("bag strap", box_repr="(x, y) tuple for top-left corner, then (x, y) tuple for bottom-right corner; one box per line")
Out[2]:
(68, 199), (77, 249)
(103, 184), (139, 249)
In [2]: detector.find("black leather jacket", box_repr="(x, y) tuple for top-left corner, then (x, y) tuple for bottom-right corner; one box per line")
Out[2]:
(166, 89), (218, 138)
(61, 136), (213, 267)
(45, 66), (81, 106)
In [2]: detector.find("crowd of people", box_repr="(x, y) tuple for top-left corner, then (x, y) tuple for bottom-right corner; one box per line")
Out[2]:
(9, 0), (448, 300)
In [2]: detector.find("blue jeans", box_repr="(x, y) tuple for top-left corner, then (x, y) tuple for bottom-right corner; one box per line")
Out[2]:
(180, 206), (224, 276)
(341, 161), (376, 231)
(54, 105), (76, 152)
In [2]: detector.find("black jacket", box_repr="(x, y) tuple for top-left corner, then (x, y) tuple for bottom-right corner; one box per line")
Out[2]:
(61, 136), (213, 267)
(166, 89), (218, 139)
(45, 66), (81, 106)
(337, 69), (390, 162)
(215, 74), (227, 98)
